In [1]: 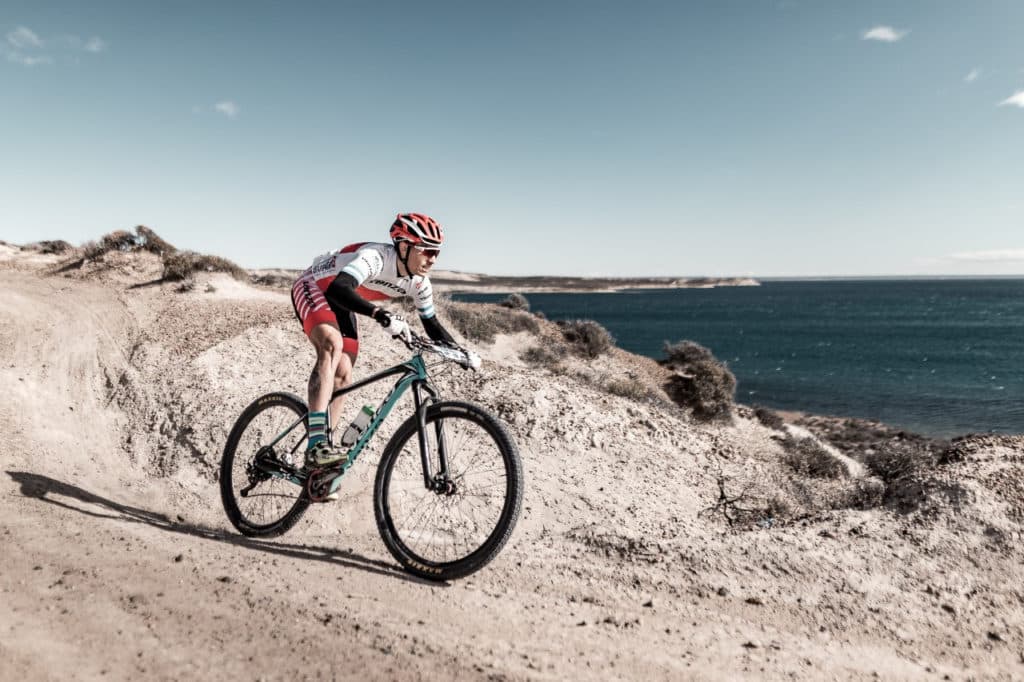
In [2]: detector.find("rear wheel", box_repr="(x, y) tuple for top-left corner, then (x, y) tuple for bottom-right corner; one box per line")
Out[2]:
(220, 392), (310, 537)
(374, 401), (522, 581)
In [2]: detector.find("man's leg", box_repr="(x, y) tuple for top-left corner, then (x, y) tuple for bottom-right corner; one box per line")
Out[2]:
(305, 323), (350, 466)
(328, 351), (356, 432)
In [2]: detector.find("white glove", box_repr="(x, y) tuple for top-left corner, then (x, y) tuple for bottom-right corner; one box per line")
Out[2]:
(465, 349), (481, 371)
(384, 314), (412, 343)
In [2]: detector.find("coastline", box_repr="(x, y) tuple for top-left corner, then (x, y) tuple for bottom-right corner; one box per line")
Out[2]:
(429, 272), (760, 294)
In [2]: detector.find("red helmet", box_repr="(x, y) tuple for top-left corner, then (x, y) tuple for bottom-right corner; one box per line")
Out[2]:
(389, 213), (444, 248)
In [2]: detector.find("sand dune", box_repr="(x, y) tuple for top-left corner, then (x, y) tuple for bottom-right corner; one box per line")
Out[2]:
(1, 245), (1021, 680)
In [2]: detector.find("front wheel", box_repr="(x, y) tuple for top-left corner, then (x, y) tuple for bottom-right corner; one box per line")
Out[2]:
(374, 401), (523, 581)
(220, 392), (310, 537)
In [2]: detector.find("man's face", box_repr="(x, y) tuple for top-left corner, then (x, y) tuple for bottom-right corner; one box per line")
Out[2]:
(405, 242), (440, 276)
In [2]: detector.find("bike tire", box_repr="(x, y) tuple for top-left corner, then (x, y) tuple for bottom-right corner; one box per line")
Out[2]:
(374, 401), (523, 581)
(220, 392), (310, 537)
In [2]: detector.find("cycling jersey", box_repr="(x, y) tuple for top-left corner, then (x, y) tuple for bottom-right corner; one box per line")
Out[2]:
(291, 242), (440, 346)
(304, 242), (436, 319)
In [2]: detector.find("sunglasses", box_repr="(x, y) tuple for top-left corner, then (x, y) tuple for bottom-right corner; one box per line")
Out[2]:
(410, 244), (441, 257)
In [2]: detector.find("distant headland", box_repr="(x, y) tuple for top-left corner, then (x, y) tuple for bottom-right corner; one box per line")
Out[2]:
(428, 271), (760, 293)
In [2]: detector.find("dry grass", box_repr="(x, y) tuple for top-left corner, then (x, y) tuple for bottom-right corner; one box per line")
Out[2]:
(444, 300), (541, 343)
(781, 435), (846, 479)
(754, 406), (786, 431)
(520, 344), (566, 368)
(162, 251), (248, 282)
(66, 226), (247, 285)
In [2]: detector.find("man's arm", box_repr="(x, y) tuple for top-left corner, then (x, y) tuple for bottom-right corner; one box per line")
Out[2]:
(325, 273), (383, 320)
(421, 315), (456, 345)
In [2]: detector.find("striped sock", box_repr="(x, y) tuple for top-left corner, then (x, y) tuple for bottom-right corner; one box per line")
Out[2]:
(307, 411), (328, 449)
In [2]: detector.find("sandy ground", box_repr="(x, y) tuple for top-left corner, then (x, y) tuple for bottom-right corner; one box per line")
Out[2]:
(1, 251), (1023, 681)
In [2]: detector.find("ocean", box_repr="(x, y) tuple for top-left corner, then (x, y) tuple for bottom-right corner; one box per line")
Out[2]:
(453, 279), (1024, 438)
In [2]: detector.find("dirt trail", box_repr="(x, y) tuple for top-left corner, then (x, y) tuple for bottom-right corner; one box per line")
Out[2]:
(1, 259), (1022, 681)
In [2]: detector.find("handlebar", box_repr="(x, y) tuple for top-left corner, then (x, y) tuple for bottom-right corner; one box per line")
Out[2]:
(401, 331), (479, 370)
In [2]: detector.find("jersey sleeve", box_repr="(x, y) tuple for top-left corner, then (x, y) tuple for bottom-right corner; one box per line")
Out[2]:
(339, 245), (384, 285)
(412, 277), (436, 319)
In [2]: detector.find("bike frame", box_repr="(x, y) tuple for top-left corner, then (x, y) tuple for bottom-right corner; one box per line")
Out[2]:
(263, 353), (450, 491)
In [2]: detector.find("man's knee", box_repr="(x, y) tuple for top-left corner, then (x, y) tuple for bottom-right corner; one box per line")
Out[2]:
(333, 354), (354, 387)
(312, 327), (345, 359)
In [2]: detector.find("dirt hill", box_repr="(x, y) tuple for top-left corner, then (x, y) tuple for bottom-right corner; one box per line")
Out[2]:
(1, 242), (1022, 680)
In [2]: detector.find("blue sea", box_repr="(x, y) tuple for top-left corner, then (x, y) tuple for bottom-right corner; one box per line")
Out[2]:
(453, 279), (1024, 438)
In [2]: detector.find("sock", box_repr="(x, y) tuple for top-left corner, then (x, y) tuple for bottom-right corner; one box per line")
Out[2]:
(307, 411), (327, 449)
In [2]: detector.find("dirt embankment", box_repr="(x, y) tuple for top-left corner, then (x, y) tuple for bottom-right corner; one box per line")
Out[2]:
(1, 244), (1022, 681)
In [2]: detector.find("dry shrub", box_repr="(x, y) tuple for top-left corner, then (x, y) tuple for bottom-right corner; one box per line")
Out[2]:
(558, 319), (615, 359)
(84, 230), (137, 259)
(500, 292), (530, 311)
(135, 225), (177, 256)
(754, 406), (785, 431)
(251, 273), (293, 288)
(861, 443), (967, 514)
(660, 340), (735, 422)
(162, 251), (248, 281)
(663, 341), (715, 366)
(520, 344), (566, 368)
(781, 435), (846, 479)
(604, 377), (651, 402)
(30, 240), (73, 254)
(446, 301), (540, 343)
(863, 445), (932, 483)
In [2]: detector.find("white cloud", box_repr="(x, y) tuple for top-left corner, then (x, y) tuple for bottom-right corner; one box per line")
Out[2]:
(964, 68), (980, 83)
(862, 26), (909, 43)
(84, 36), (106, 53)
(3, 26), (107, 66)
(5, 50), (52, 66)
(7, 26), (42, 49)
(215, 100), (239, 118)
(948, 249), (1024, 263)
(999, 91), (1024, 108)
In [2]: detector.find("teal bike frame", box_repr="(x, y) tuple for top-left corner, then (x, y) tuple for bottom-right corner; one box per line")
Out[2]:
(256, 352), (449, 495)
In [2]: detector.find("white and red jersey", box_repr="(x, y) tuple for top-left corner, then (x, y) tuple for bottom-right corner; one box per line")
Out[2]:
(300, 241), (437, 319)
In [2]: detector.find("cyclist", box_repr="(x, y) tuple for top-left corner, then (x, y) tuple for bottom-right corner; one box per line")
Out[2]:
(290, 212), (478, 471)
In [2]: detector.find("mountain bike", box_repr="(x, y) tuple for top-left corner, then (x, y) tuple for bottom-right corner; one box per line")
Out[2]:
(219, 333), (523, 581)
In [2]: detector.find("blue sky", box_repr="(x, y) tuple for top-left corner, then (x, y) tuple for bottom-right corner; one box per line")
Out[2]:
(2, 1), (1023, 277)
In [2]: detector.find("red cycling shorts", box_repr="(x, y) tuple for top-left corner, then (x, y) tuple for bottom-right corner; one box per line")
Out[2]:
(290, 274), (360, 357)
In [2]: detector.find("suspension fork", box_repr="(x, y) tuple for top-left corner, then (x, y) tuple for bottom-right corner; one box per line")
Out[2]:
(412, 381), (449, 490)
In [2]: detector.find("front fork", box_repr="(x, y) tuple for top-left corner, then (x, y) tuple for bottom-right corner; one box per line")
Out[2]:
(412, 381), (452, 493)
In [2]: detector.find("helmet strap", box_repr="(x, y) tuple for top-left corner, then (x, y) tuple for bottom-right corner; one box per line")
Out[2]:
(395, 240), (412, 277)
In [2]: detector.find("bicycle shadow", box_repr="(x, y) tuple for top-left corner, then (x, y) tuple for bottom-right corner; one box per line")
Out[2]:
(6, 470), (440, 586)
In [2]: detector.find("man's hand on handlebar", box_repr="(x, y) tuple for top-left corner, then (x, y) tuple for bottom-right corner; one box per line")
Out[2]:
(372, 308), (413, 344)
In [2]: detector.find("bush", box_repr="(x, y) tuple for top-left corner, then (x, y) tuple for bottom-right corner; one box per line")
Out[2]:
(162, 251), (248, 281)
(662, 340), (715, 366)
(32, 240), (73, 254)
(135, 225), (177, 256)
(754, 406), (785, 431)
(660, 340), (735, 422)
(781, 435), (846, 479)
(500, 292), (530, 311)
(604, 377), (651, 402)
(84, 230), (137, 259)
(558, 319), (615, 359)
(862, 444), (934, 484)
(446, 301), (540, 343)
(520, 344), (566, 368)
